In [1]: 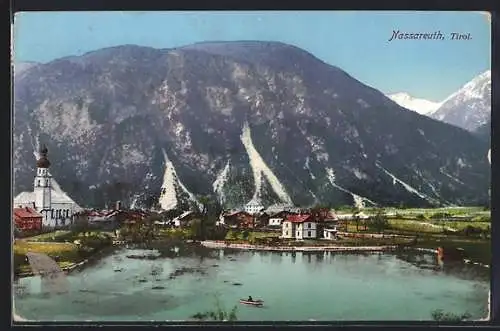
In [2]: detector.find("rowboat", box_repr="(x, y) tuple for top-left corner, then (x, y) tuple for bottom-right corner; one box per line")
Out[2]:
(239, 299), (264, 307)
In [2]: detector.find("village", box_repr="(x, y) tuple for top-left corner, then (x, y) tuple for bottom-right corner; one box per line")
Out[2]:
(14, 199), (355, 242)
(12, 145), (491, 278)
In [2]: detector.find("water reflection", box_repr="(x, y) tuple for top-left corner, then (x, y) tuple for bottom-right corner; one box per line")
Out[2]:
(14, 245), (490, 321)
(394, 252), (489, 281)
(302, 252), (313, 264)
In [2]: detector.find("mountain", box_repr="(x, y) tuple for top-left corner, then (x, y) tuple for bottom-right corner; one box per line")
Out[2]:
(431, 70), (491, 132)
(13, 61), (40, 78)
(387, 92), (442, 115)
(13, 42), (491, 210)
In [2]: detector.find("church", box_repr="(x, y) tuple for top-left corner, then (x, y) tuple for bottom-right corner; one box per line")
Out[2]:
(14, 145), (82, 228)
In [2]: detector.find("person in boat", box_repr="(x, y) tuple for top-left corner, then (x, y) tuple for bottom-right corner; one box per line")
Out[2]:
(247, 296), (253, 302)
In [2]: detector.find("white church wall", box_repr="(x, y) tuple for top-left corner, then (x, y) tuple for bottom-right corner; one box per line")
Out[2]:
(14, 145), (81, 230)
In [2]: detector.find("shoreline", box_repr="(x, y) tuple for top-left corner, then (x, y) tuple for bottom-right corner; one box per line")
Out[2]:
(15, 260), (88, 279)
(200, 240), (404, 252)
(200, 241), (491, 269)
(14, 244), (117, 279)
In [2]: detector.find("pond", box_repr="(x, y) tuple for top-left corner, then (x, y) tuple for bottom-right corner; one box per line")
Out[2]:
(13, 246), (489, 321)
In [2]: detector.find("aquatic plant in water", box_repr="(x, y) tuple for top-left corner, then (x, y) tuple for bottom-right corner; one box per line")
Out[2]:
(192, 297), (238, 321)
(431, 309), (471, 322)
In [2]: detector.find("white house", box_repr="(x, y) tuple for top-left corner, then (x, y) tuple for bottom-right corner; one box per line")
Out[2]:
(13, 145), (82, 228)
(264, 203), (294, 214)
(336, 212), (370, 220)
(323, 228), (338, 240)
(269, 217), (284, 227)
(244, 198), (265, 215)
(172, 211), (194, 227)
(281, 214), (317, 240)
(268, 211), (288, 227)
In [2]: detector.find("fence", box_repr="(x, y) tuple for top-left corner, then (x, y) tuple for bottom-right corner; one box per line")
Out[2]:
(336, 231), (414, 240)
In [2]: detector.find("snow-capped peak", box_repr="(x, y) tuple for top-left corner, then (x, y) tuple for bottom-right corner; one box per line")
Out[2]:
(388, 92), (442, 115)
(439, 70), (490, 105)
(430, 70), (491, 132)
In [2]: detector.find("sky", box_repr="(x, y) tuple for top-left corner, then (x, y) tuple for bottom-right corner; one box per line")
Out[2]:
(13, 11), (491, 101)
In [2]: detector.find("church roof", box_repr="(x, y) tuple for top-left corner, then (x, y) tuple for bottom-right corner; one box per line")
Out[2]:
(14, 190), (82, 209)
(13, 192), (37, 205)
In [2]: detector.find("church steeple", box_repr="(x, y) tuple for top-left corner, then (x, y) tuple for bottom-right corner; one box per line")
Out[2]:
(36, 144), (51, 168)
(34, 143), (52, 211)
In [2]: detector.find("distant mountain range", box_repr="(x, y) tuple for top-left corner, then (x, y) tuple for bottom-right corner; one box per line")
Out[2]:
(388, 70), (491, 134)
(387, 92), (442, 116)
(431, 70), (491, 133)
(13, 41), (490, 210)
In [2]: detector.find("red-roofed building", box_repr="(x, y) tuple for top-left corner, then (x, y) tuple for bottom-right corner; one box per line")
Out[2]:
(221, 211), (254, 229)
(13, 206), (43, 231)
(282, 214), (317, 240)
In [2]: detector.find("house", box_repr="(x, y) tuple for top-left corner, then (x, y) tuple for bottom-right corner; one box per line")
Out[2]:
(281, 214), (317, 240)
(222, 211), (254, 229)
(172, 211), (197, 227)
(264, 204), (294, 214)
(311, 207), (331, 219)
(88, 217), (119, 231)
(319, 210), (338, 228)
(84, 210), (117, 230)
(13, 206), (43, 232)
(244, 199), (265, 215)
(255, 212), (270, 228)
(323, 228), (338, 240)
(268, 211), (290, 227)
(336, 212), (369, 220)
(108, 210), (151, 225)
(358, 212), (369, 219)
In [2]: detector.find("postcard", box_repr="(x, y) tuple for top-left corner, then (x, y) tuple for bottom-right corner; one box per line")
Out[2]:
(12, 10), (491, 323)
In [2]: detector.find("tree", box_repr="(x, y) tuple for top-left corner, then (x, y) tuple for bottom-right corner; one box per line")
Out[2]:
(189, 219), (204, 241)
(194, 195), (223, 240)
(416, 214), (426, 221)
(369, 208), (389, 234)
(351, 207), (361, 232)
(162, 209), (181, 222)
(144, 194), (160, 210)
(230, 231), (239, 241)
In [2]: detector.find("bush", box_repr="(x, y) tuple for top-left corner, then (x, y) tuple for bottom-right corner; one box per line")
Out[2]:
(13, 253), (27, 272)
(472, 215), (491, 222)
(431, 212), (452, 219)
(462, 225), (483, 237)
(192, 299), (238, 321)
(431, 309), (471, 322)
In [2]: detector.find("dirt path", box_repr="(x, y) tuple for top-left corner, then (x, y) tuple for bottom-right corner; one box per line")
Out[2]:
(415, 221), (458, 232)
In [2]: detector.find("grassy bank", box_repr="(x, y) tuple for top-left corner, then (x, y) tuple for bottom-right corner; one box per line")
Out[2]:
(415, 237), (491, 265)
(224, 230), (280, 241)
(220, 227), (490, 265)
(14, 241), (80, 274)
(13, 230), (113, 276)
